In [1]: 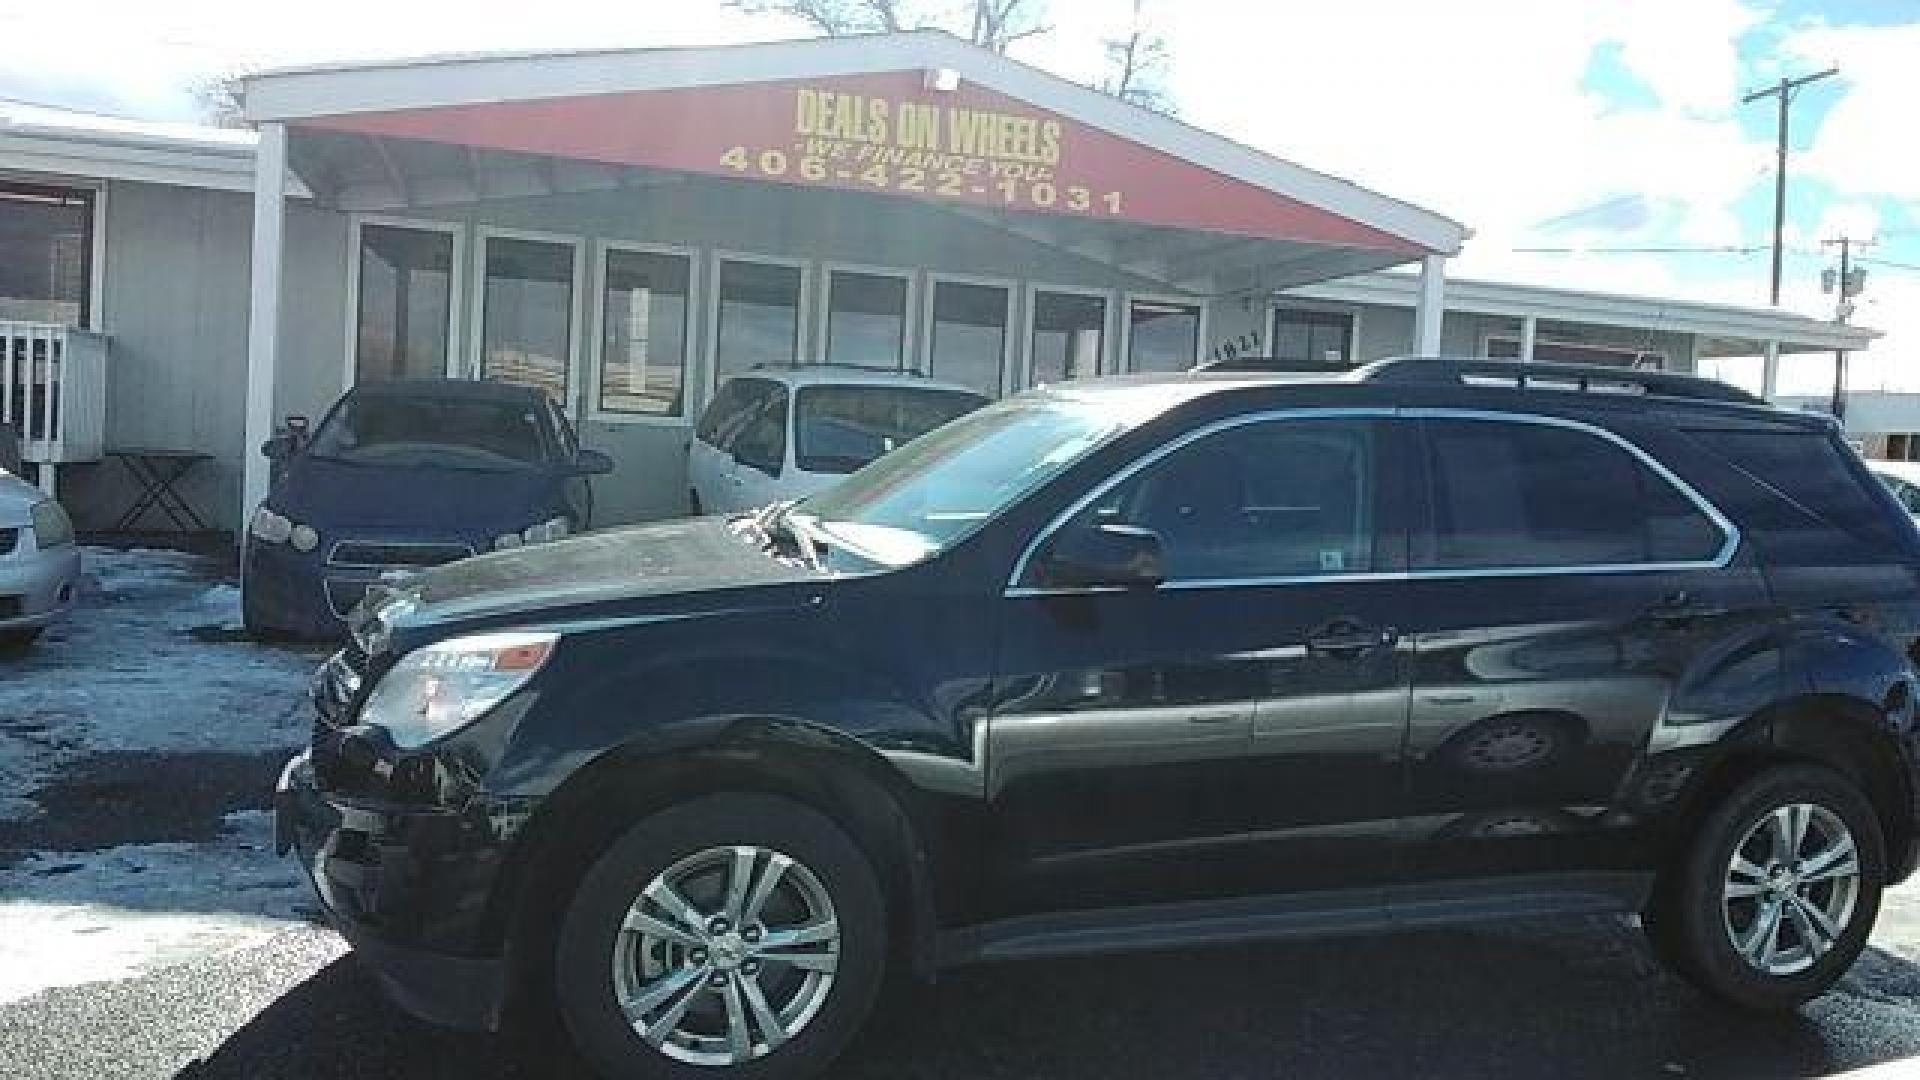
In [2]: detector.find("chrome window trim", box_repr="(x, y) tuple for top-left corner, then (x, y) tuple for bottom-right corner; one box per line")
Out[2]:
(1003, 406), (1741, 596)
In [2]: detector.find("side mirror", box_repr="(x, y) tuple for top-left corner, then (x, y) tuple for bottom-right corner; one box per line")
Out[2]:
(261, 434), (297, 461)
(573, 449), (614, 476)
(1038, 523), (1164, 590)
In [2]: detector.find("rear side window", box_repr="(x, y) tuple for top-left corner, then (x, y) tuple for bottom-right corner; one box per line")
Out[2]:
(1418, 417), (1725, 572)
(1688, 426), (1913, 555)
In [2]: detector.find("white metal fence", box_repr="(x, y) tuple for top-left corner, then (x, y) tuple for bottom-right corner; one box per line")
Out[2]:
(0, 321), (106, 465)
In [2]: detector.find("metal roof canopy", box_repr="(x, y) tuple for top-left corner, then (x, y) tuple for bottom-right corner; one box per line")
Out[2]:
(242, 30), (1468, 297)
(1290, 272), (1878, 354)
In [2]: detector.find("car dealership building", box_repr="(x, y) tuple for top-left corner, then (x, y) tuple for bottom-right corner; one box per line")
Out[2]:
(0, 31), (1877, 534)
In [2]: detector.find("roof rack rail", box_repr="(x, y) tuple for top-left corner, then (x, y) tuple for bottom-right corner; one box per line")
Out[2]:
(1193, 357), (1347, 374)
(747, 362), (926, 377)
(1357, 356), (1762, 405)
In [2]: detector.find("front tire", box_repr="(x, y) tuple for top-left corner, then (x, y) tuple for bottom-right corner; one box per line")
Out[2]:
(1647, 764), (1884, 1011)
(555, 794), (887, 1080)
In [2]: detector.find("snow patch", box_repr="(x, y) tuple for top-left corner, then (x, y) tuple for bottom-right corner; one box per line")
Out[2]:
(0, 546), (318, 801)
(0, 810), (310, 1005)
(173, 583), (246, 633)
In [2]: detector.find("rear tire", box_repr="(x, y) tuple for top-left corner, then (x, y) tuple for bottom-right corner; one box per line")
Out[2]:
(554, 794), (888, 1080)
(1646, 764), (1883, 1011)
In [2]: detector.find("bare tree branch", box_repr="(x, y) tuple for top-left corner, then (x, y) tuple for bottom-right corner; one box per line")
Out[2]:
(190, 70), (253, 130)
(1099, 0), (1175, 113)
(970, 0), (1049, 53)
(725, 0), (913, 35)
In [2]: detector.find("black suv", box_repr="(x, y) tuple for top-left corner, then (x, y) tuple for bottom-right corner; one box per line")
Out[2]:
(278, 358), (1920, 1080)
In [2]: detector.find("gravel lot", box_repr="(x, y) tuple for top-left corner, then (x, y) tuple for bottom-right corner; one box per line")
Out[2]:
(5, 547), (1920, 1079)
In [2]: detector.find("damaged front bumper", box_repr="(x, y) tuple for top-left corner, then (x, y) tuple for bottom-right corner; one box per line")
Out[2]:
(274, 750), (511, 1031)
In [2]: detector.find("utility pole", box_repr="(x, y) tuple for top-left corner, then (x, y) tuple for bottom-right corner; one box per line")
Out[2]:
(1823, 234), (1869, 421)
(1743, 67), (1838, 306)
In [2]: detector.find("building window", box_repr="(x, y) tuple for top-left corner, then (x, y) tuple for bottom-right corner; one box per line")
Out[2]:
(354, 223), (454, 382)
(0, 183), (93, 327)
(480, 235), (578, 404)
(1486, 336), (1666, 369)
(715, 259), (802, 386)
(1128, 298), (1202, 372)
(1269, 308), (1353, 369)
(823, 269), (909, 370)
(926, 280), (1010, 397)
(1031, 290), (1106, 386)
(598, 248), (691, 417)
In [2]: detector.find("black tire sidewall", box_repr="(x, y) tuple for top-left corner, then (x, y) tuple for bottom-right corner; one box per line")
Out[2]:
(555, 794), (888, 1080)
(1669, 764), (1885, 1011)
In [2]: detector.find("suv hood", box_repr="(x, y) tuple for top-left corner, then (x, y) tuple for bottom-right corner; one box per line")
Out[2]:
(394, 516), (822, 628)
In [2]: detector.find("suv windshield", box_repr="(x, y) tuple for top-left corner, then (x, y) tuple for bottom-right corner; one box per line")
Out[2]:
(793, 384), (989, 474)
(797, 395), (1127, 566)
(307, 393), (552, 470)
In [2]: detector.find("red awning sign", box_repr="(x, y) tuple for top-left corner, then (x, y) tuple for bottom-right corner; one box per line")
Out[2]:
(301, 71), (1423, 253)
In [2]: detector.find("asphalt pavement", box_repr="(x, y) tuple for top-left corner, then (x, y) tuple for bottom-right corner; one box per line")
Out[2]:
(6, 904), (1920, 1079)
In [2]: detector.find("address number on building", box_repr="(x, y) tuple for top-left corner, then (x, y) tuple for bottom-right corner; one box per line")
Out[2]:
(718, 146), (1124, 216)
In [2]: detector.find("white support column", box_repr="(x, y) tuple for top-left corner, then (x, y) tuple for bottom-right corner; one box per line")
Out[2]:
(242, 122), (287, 540)
(1414, 253), (1446, 355)
(1518, 315), (1538, 363)
(1761, 340), (1780, 401)
(35, 463), (55, 498)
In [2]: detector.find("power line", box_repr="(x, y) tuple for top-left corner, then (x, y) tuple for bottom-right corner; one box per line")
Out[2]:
(1860, 255), (1920, 273)
(1508, 245), (1767, 255)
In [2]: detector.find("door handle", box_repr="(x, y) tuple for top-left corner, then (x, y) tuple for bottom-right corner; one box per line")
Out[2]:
(1306, 621), (1398, 657)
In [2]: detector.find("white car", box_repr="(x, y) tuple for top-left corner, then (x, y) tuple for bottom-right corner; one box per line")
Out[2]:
(0, 467), (79, 652)
(1868, 460), (1920, 520)
(688, 368), (990, 515)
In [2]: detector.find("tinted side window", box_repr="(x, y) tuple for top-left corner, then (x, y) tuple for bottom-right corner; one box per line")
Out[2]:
(1690, 427), (1914, 555)
(732, 386), (790, 476)
(1419, 418), (1723, 571)
(1053, 418), (1378, 581)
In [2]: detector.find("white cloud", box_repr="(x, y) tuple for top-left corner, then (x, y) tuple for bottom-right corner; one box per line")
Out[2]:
(1785, 21), (1920, 202)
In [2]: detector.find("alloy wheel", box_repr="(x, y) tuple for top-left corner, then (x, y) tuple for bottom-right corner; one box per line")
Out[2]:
(613, 845), (840, 1066)
(1721, 802), (1861, 976)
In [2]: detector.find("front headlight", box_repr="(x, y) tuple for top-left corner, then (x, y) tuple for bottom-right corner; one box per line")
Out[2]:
(249, 506), (293, 544)
(359, 630), (557, 749)
(250, 506), (320, 551)
(29, 500), (73, 548)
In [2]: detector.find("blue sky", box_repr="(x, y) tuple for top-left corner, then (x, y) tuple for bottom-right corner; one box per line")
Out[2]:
(0, 0), (1914, 392)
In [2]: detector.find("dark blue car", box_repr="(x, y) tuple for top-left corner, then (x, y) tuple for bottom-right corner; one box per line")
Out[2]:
(242, 379), (611, 639)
